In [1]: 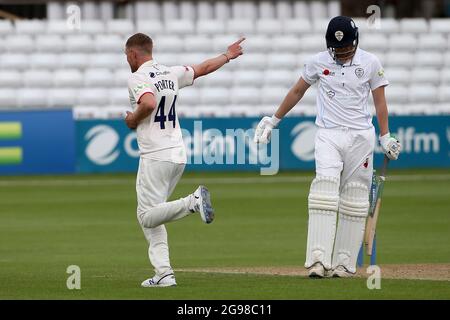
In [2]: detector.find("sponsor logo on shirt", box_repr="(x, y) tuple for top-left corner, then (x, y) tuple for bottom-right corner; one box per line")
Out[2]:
(377, 69), (385, 77)
(355, 67), (364, 78)
(326, 90), (336, 99)
(150, 71), (171, 78)
(133, 83), (152, 94)
(323, 69), (335, 76)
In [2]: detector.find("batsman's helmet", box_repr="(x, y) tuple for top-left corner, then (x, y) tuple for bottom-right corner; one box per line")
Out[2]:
(325, 16), (359, 61)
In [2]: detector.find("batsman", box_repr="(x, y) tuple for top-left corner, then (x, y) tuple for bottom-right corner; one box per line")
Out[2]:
(254, 16), (402, 278)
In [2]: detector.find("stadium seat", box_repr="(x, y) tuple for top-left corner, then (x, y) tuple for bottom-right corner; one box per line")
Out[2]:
(84, 69), (114, 87)
(272, 36), (302, 53)
(109, 88), (130, 106)
(214, 1), (231, 20)
(0, 71), (22, 88)
(88, 54), (122, 69)
(283, 19), (313, 34)
(259, 1), (275, 19)
(54, 69), (84, 88)
(197, 0), (214, 20)
(440, 68), (450, 84)
(136, 1), (161, 20)
(65, 35), (94, 53)
(0, 20), (12, 36)
(418, 34), (447, 51)
(47, 20), (74, 35)
(73, 106), (105, 119)
(310, 1), (327, 19)
(444, 52), (450, 66)
(47, 2), (64, 20)
(30, 53), (58, 70)
(104, 105), (128, 119)
(385, 68), (411, 85)
(230, 87), (261, 104)
(438, 85), (450, 102)
(179, 53), (208, 66)
(136, 20), (164, 35)
(78, 89), (109, 106)
(409, 85), (438, 103)
(154, 54), (180, 66)
(60, 53), (89, 69)
(359, 34), (388, 52)
(276, 1), (293, 19)
(0, 89), (17, 108)
(197, 20), (226, 35)
(79, 21), (105, 35)
(434, 103), (450, 114)
(183, 36), (213, 52)
(24, 70), (53, 88)
(35, 35), (65, 52)
(385, 85), (409, 104)
(162, 1), (179, 20)
(232, 1), (257, 19)
(300, 35), (325, 52)
(153, 36), (184, 53)
(5, 35), (35, 53)
(179, 1), (196, 20)
(235, 53), (267, 69)
(385, 52), (414, 67)
(244, 36), (270, 53)
(15, 20), (46, 35)
(165, 20), (195, 35)
(377, 18), (400, 34)
(388, 34), (417, 50)
(261, 86), (288, 105)
(411, 68), (440, 85)
(399, 18), (429, 33)
(312, 19), (330, 34)
(267, 54), (299, 69)
(200, 88), (230, 105)
(177, 86), (199, 106)
(256, 19), (283, 35)
(233, 70), (264, 87)
(264, 70), (294, 88)
(113, 69), (131, 87)
(94, 34), (124, 53)
(213, 35), (240, 53)
(429, 18), (450, 33)
(293, 1), (309, 19)
(202, 70), (233, 87)
(18, 89), (48, 108)
(48, 89), (78, 107)
(415, 52), (444, 68)
(226, 19), (255, 35)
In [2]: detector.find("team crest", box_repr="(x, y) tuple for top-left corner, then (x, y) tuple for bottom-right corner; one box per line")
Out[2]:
(335, 31), (344, 41)
(355, 68), (364, 78)
(326, 90), (335, 99)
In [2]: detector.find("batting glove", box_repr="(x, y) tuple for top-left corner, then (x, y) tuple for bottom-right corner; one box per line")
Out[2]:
(379, 133), (401, 160)
(254, 115), (281, 144)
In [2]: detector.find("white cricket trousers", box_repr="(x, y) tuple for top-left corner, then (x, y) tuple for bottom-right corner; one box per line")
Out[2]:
(136, 157), (191, 277)
(315, 126), (375, 189)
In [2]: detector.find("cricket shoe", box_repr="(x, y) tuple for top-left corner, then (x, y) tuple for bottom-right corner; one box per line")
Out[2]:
(141, 273), (177, 288)
(308, 262), (326, 278)
(190, 185), (214, 224)
(330, 265), (355, 278)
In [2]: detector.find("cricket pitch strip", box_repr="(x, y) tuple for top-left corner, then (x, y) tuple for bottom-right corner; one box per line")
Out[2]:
(177, 264), (450, 281)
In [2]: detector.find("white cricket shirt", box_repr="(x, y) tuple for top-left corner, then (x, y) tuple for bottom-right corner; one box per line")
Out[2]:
(301, 48), (389, 129)
(128, 60), (194, 164)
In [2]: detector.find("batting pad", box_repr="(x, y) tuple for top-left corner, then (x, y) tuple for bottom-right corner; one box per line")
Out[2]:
(332, 182), (370, 273)
(305, 176), (340, 270)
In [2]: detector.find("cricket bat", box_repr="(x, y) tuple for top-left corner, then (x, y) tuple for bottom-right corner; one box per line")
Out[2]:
(364, 155), (390, 256)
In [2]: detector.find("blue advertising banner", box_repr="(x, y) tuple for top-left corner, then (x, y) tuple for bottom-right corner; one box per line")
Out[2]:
(0, 109), (75, 175)
(76, 116), (450, 174)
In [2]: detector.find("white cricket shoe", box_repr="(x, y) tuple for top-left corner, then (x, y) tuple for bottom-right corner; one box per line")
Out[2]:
(141, 273), (177, 288)
(190, 185), (214, 224)
(308, 262), (326, 278)
(330, 265), (355, 278)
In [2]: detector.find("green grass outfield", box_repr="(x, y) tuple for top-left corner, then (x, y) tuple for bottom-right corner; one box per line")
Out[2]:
(0, 170), (449, 299)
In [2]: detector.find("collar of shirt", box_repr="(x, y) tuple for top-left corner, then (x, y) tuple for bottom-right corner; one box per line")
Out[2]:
(137, 59), (158, 72)
(327, 48), (362, 67)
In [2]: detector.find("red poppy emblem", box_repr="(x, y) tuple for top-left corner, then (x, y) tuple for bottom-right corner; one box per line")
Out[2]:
(323, 69), (330, 75)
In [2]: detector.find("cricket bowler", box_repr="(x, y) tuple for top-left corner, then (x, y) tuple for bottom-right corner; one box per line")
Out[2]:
(254, 16), (401, 278)
(124, 33), (245, 287)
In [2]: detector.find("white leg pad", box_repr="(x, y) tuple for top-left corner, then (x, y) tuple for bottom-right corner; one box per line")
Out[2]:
(332, 182), (370, 273)
(305, 176), (340, 270)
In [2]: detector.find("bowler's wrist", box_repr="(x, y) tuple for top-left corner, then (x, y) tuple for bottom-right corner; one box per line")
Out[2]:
(271, 115), (281, 127)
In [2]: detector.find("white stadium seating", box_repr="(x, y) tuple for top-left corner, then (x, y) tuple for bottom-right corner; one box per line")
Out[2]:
(0, 0), (447, 116)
